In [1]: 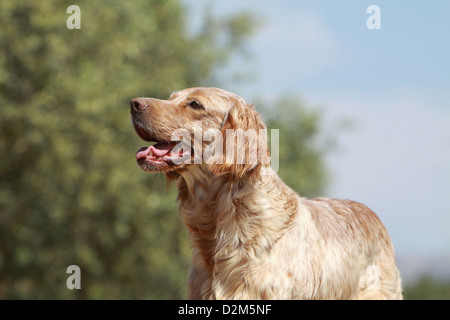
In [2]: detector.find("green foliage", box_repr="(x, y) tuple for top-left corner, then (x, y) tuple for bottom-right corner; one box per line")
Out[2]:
(0, 0), (327, 299)
(0, 0), (256, 299)
(404, 277), (450, 300)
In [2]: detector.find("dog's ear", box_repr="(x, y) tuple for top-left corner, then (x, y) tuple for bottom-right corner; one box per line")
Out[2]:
(208, 99), (270, 178)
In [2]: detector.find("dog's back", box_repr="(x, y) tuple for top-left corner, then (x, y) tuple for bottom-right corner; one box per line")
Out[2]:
(286, 197), (403, 299)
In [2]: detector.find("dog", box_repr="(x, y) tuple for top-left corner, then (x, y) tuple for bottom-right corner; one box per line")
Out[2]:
(130, 87), (402, 299)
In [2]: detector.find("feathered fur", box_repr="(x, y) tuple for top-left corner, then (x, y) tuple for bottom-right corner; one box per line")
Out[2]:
(130, 87), (403, 299)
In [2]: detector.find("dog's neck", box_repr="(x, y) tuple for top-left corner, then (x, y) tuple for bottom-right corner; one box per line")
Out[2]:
(176, 165), (299, 295)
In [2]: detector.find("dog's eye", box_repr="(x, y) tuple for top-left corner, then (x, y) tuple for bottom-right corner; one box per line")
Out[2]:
(188, 100), (204, 110)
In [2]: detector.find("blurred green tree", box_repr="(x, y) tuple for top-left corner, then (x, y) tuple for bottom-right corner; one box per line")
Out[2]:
(0, 0), (328, 299)
(404, 277), (450, 300)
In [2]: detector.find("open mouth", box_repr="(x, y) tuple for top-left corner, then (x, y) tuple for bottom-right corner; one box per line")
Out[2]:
(132, 120), (192, 171)
(136, 140), (191, 166)
(133, 127), (192, 172)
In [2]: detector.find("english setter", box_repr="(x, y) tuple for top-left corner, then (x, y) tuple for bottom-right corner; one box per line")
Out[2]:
(130, 87), (402, 300)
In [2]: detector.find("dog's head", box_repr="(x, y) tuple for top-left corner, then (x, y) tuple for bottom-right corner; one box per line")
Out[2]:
(130, 87), (269, 178)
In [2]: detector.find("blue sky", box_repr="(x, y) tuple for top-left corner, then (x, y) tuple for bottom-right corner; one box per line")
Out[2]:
(185, 0), (450, 276)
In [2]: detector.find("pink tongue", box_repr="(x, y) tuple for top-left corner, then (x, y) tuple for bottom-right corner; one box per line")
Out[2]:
(136, 146), (152, 159)
(152, 142), (177, 156)
(136, 142), (178, 160)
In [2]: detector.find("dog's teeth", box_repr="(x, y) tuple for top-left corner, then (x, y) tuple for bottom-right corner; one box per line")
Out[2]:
(148, 149), (153, 157)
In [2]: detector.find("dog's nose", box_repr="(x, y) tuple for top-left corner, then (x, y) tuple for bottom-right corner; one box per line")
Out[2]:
(130, 98), (149, 111)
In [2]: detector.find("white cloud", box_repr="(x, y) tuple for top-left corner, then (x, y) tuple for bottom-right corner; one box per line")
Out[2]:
(249, 6), (345, 86)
